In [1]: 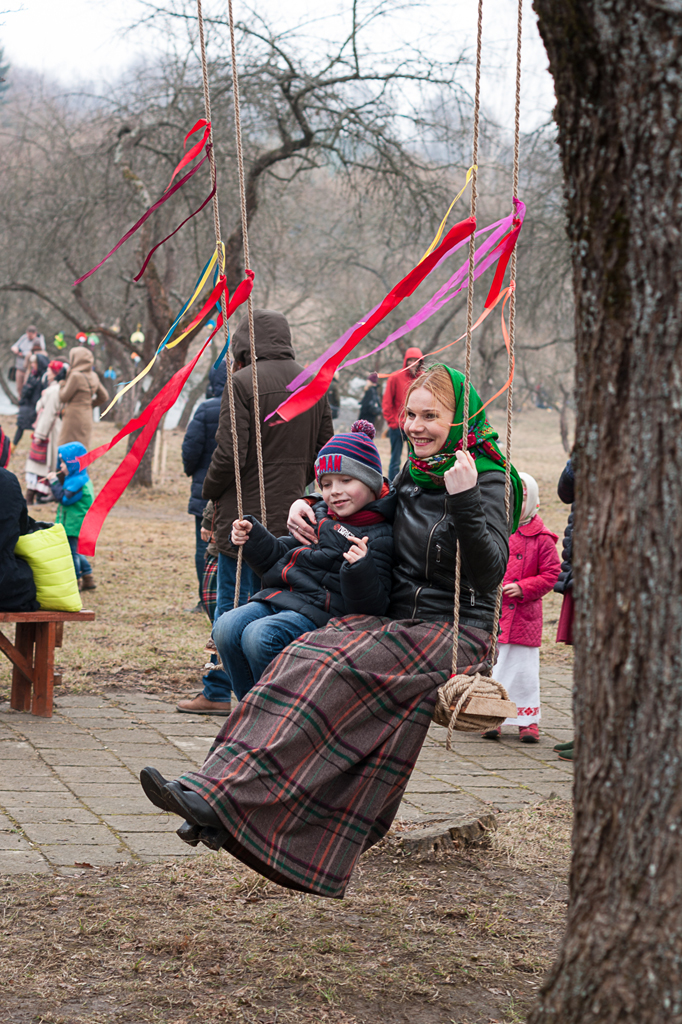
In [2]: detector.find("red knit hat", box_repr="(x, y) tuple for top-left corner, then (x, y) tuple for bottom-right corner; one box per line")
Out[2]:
(48, 360), (64, 375)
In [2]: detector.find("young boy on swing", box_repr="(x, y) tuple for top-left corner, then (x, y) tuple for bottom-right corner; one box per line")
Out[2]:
(210, 420), (395, 701)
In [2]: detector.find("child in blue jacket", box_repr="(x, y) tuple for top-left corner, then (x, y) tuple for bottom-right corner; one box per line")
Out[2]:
(209, 421), (395, 702)
(47, 442), (96, 590)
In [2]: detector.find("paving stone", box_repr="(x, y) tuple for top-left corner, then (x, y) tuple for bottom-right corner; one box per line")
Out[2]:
(55, 766), (137, 784)
(0, 790), (83, 808)
(76, 796), (158, 816)
(21, 822), (121, 845)
(0, 829), (34, 851)
(0, 851), (50, 874)
(40, 752), (122, 768)
(102, 814), (178, 833)
(40, 844), (131, 867)
(18, 808), (101, 825)
(119, 831), (200, 857)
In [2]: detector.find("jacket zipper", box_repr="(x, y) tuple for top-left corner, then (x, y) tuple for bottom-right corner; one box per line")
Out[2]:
(412, 586), (423, 619)
(425, 496), (448, 578)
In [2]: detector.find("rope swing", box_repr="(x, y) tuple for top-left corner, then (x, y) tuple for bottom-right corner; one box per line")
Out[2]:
(435, 0), (523, 747)
(195, 0), (268, 608)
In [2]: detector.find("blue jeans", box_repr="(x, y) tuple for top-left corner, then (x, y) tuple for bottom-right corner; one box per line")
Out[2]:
(211, 601), (317, 701)
(215, 553), (260, 617)
(194, 516), (208, 598)
(388, 427), (405, 482)
(67, 535), (92, 580)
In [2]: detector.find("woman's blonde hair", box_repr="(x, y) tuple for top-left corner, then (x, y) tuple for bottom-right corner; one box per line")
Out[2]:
(403, 364), (456, 420)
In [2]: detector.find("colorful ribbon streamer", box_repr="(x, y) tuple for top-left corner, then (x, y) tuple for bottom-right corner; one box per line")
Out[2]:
(134, 177), (217, 281)
(266, 217), (477, 425)
(77, 317), (223, 557)
(419, 166), (475, 263)
(165, 120), (211, 191)
(341, 199), (526, 373)
(73, 152), (211, 286)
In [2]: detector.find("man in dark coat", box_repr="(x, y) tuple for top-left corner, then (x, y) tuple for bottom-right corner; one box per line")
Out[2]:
(0, 468), (39, 612)
(182, 361), (227, 608)
(177, 308), (333, 714)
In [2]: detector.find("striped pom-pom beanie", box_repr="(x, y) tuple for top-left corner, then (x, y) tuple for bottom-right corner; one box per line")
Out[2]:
(315, 420), (384, 496)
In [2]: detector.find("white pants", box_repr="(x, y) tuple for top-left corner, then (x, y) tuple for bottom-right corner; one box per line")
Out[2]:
(493, 643), (541, 726)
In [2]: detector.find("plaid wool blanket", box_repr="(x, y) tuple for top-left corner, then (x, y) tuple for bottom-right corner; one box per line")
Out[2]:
(179, 615), (491, 899)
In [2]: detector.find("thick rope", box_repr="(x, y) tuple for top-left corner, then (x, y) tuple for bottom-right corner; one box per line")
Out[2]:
(489, 0), (522, 665)
(227, 0), (267, 529)
(196, 0), (245, 607)
(434, 673), (510, 751)
(451, 0), (484, 676)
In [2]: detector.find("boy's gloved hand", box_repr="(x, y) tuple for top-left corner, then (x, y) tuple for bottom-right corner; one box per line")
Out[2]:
(231, 519), (252, 546)
(343, 536), (369, 565)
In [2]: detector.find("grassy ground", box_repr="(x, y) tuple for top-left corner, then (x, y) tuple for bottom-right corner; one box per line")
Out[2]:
(0, 406), (574, 1023)
(0, 800), (571, 1024)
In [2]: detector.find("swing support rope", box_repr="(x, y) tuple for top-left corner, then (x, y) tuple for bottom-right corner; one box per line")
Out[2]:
(440, 0), (522, 749)
(489, 0), (523, 667)
(196, 0), (268, 608)
(451, 0), (484, 678)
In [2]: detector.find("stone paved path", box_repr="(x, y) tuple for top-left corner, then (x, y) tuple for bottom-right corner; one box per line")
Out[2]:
(0, 663), (573, 875)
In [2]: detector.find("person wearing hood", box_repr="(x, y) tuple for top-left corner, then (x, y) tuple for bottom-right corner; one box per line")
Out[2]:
(58, 347), (109, 450)
(24, 360), (67, 505)
(182, 360), (228, 607)
(381, 346), (424, 481)
(0, 468), (40, 613)
(177, 309), (333, 714)
(13, 350), (50, 447)
(482, 472), (561, 744)
(47, 442), (96, 590)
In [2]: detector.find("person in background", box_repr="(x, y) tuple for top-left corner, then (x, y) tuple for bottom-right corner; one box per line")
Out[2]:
(0, 468), (40, 612)
(553, 456), (575, 761)
(177, 309), (333, 714)
(47, 442), (96, 591)
(11, 325), (45, 399)
(0, 426), (10, 469)
(359, 375), (383, 430)
(59, 347), (108, 449)
(482, 472), (561, 743)
(382, 346), (423, 481)
(13, 350), (49, 447)
(327, 373), (341, 419)
(181, 361), (227, 612)
(24, 360), (66, 504)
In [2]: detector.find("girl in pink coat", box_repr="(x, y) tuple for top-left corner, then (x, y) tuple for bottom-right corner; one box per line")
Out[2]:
(483, 473), (561, 743)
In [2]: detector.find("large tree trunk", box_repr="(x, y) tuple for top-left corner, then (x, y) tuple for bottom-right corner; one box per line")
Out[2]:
(529, 3), (682, 1022)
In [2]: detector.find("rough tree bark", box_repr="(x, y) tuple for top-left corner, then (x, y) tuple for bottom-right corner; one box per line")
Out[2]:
(530, 3), (682, 1022)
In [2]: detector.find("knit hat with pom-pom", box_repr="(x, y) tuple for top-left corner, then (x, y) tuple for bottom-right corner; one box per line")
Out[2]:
(315, 420), (384, 496)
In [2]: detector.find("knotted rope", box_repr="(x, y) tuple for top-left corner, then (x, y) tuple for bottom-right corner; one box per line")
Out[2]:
(434, 673), (510, 751)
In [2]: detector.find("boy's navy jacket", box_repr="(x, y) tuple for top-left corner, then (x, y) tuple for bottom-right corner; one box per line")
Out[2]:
(242, 487), (396, 628)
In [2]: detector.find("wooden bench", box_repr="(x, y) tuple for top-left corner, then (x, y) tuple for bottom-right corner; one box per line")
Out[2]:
(0, 610), (95, 718)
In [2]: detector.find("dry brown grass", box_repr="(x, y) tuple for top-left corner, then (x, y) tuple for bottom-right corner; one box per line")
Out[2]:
(0, 799), (571, 1024)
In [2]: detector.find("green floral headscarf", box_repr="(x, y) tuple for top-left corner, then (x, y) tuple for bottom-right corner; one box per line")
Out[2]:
(405, 364), (523, 531)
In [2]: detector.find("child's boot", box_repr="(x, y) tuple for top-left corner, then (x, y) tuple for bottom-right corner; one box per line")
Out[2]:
(80, 573), (97, 590)
(519, 723), (539, 743)
(482, 726), (502, 740)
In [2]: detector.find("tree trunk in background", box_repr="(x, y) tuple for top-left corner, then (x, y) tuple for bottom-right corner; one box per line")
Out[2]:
(530, 3), (682, 1022)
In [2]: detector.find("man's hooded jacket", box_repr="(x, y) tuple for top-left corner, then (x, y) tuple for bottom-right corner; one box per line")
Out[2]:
(182, 361), (227, 517)
(202, 309), (333, 555)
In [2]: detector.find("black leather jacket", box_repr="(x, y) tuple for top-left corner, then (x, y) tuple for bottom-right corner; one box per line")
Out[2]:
(388, 465), (510, 631)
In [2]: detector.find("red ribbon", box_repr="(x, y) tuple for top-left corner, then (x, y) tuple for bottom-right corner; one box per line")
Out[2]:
(484, 219), (522, 309)
(77, 317), (223, 557)
(165, 119), (211, 192)
(266, 217), (476, 425)
(134, 176), (217, 281)
(73, 153), (210, 286)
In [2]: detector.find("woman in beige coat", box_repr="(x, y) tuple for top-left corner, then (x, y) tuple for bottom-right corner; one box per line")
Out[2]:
(24, 361), (66, 502)
(59, 347), (108, 449)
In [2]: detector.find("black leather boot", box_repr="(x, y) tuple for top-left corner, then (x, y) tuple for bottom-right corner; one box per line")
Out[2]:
(163, 780), (223, 829)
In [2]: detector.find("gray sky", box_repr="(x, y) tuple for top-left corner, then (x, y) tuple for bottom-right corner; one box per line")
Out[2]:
(2, 0), (555, 131)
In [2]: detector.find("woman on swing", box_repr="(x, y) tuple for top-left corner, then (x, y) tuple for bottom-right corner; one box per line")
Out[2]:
(141, 363), (522, 899)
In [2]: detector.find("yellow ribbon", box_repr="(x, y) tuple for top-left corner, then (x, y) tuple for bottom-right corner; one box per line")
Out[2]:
(419, 166), (476, 264)
(100, 247), (222, 417)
